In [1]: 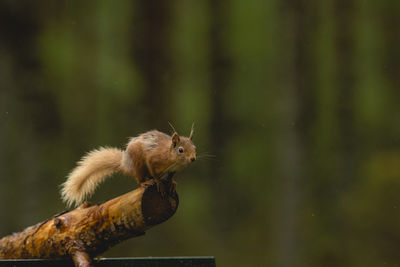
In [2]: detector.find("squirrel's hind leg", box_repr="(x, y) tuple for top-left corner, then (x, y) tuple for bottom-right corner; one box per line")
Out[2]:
(126, 142), (148, 185)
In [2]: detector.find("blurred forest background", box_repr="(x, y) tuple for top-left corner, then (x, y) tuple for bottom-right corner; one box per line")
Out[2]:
(1, 1), (400, 266)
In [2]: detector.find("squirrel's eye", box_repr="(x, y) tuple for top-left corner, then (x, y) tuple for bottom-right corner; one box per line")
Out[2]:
(178, 147), (184, 153)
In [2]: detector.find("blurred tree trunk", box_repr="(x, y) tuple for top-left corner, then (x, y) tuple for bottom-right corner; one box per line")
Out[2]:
(207, 0), (234, 234)
(335, 0), (356, 179)
(275, 0), (317, 266)
(0, 2), (52, 234)
(382, 1), (400, 116)
(335, 0), (356, 217)
(131, 0), (173, 128)
(327, 0), (356, 264)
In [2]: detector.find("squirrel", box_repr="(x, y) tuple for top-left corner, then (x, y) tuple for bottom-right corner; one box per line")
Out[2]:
(60, 125), (196, 207)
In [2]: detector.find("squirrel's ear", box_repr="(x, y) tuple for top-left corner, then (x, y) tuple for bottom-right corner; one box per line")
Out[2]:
(172, 132), (180, 147)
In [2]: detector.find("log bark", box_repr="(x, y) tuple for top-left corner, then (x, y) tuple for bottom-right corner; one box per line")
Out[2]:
(0, 181), (178, 266)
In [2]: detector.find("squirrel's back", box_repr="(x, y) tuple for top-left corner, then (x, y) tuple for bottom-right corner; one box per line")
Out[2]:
(127, 130), (169, 151)
(61, 147), (123, 207)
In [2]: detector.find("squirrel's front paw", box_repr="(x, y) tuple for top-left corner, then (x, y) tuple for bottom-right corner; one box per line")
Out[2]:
(141, 179), (167, 198)
(169, 179), (177, 194)
(154, 179), (167, 198)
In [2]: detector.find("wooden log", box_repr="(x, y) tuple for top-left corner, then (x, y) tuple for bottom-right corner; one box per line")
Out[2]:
(0, 181), (178, 267)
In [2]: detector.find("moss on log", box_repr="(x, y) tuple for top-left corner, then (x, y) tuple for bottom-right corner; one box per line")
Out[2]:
(0, 181), (178, 266)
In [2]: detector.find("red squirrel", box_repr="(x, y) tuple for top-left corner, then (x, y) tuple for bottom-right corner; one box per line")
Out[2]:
(60, 125), (196, 207)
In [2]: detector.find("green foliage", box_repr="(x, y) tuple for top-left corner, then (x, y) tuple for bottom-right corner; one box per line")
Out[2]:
(0, 1), (399, 266)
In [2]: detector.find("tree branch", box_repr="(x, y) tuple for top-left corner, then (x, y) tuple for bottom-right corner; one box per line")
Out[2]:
(0, 181), (178, 261)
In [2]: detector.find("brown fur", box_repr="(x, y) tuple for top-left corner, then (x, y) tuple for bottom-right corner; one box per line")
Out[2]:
(60, 147), (123, 207)
(61, 129), (196, 207)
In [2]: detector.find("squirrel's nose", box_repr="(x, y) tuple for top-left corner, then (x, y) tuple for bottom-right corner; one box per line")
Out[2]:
(190, 157), (196, 162)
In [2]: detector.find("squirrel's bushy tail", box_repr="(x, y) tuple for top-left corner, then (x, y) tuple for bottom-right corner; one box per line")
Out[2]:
(61, 147), (123, 207)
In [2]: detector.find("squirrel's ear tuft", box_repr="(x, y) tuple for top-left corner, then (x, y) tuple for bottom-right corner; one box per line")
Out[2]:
(172, 132), (180, 147)
(189, 123), (194, 140)
(168, 122), (177, 135)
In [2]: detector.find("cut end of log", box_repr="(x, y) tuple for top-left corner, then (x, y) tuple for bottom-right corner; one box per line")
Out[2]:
(142, 183), (179, 226)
